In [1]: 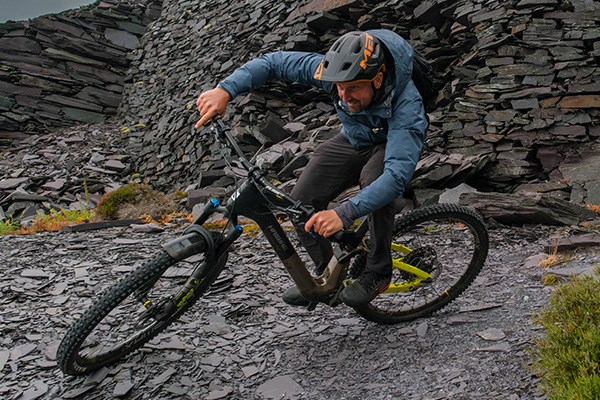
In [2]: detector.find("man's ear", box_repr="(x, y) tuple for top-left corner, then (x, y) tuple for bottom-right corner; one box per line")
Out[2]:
(373, 71), (384, 89)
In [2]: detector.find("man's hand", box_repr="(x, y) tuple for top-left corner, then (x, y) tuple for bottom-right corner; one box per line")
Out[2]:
(195, 87), (231, 128)
(305, 210), (343, 238)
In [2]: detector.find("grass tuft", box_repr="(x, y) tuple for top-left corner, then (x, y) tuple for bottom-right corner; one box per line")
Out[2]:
(542, 274), (560, 286)
(96, 184), (138, 219)
(539, 243), (575, 268)
(531, 266), (600, 399)
(29, 208), (94, 232)
(0, 219), (18, 235)
(0, 208), (94, 236)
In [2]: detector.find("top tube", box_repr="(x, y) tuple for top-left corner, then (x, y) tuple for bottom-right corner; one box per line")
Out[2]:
(208, 116), (366, 248)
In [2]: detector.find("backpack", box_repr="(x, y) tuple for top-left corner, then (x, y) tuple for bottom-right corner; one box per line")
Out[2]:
(411, 50), (437, 112)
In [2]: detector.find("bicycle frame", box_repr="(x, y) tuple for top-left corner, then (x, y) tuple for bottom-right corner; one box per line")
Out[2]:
(177, 117), (433, 306)
(185, 118), (370, 306)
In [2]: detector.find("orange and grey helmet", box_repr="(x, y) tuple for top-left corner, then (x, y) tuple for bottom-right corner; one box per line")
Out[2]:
(314, 31), (386, 83)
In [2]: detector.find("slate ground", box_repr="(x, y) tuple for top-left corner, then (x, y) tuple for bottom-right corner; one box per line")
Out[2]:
(3, 221), (600, 400)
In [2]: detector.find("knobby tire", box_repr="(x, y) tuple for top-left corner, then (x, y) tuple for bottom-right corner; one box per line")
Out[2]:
(355, 203), (489, 324)
(57, 249), (227, 376)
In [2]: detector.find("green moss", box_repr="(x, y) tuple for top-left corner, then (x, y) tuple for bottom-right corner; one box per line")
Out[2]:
(95, 183), (179, 220)
(96, 184), (139, 219)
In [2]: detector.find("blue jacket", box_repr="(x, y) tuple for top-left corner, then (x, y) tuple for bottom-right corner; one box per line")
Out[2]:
(218, 29), (428, 224)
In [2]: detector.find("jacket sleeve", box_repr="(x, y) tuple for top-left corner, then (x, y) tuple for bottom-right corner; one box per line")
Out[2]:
(217, 51), (331, 98)
(335, 85), (428, 223)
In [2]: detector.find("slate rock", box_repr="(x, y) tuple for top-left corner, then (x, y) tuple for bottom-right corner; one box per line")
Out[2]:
(0, 178), (28, 190)
(256, 375), (304, 399)
(477, 328), (506, 341)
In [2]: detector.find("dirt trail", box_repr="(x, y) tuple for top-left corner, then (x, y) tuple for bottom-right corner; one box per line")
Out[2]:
(2, 223), (596, 399)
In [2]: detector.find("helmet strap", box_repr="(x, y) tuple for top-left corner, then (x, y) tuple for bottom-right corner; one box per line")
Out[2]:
(370, 73), (386, 105)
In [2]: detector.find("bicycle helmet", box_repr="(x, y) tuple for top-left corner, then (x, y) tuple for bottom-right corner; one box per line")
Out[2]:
(314, 31), (386, 83)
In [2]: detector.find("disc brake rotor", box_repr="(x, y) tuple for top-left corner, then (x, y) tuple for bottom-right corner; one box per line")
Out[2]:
(399, 247), (440, 281)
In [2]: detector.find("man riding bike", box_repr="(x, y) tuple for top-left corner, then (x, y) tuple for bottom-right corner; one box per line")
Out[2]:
(195, 29), (428, 307)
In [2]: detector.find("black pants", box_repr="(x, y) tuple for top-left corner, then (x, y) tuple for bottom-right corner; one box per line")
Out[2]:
(290, 133), (395, 275)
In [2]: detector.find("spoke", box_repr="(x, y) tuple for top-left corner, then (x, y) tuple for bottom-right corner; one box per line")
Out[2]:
(370, 216), (479, 314)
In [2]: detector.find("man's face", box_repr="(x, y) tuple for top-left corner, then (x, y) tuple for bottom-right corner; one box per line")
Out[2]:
(335, 71), (384, 113)
(336, 81), (375, 113)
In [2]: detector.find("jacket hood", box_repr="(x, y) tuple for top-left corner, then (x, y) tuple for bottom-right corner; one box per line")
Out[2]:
(369, 29), (414, 100)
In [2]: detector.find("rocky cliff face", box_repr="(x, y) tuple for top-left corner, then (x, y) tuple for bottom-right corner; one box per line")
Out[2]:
(119, 0), (600, 206)
(0, 0), (162, 145)
(1, 0), (600, 227)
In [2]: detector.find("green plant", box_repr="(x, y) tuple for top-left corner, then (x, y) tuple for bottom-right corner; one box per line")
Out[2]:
(542, 274), (559, 286)
(0, 219), (18, 236)
(30, 208), (94, 232)
(83, 179), (90, 208)
(1, 208), (94, 235)
(531, 266), (600, 399)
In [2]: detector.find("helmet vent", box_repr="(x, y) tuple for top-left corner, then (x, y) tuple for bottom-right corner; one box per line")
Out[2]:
(315, 31), (384, 83)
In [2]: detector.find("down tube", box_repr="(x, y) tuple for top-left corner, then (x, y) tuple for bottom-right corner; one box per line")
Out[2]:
(226, 180), (315, 287)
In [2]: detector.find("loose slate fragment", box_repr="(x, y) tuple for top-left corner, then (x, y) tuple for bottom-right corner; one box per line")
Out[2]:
(21, 380), (48, 400)
(10, 343), (37, 360)
(0, 350), (9, 371)
(84, 366), (110, 385)
(416, 322), (429, 337)
(113, 380), (134, 397)
(150, 367), (177, 386)
(474, 342), (512, 352)
(242, 365), (260, 378)
(205, 388), (233, 400)
(459, 302), (504, 313)
(201, 354), (225, 367)
(20, 269), (50, 278)
(256, 375), (304, 399)
(477, 328), (506, 341)
(62, 386), (95, 399)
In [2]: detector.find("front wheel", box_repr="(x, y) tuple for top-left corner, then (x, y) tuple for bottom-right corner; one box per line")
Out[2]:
(355, 203), (489, 324)
(57, 247), (228, 376)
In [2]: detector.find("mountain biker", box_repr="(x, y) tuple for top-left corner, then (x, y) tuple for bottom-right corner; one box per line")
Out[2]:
(195, 29), (428, 307)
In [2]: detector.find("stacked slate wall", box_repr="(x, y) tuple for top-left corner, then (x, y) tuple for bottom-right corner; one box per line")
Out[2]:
(0, 0), (162, 146)
(119, 0), (600, 204)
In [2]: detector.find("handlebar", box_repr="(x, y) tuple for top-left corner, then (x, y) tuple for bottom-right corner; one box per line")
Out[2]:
(206, 116), (362, 248)
(208, 116), (311, 214)
(209, 116), (254, 171)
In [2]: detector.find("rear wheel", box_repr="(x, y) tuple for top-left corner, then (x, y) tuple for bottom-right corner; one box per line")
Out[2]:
(57, 246), (228, 376)
(355, 204), (488, 324)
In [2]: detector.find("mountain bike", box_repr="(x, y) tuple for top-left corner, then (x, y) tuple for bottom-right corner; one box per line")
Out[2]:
(57, 117), (489, 376)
